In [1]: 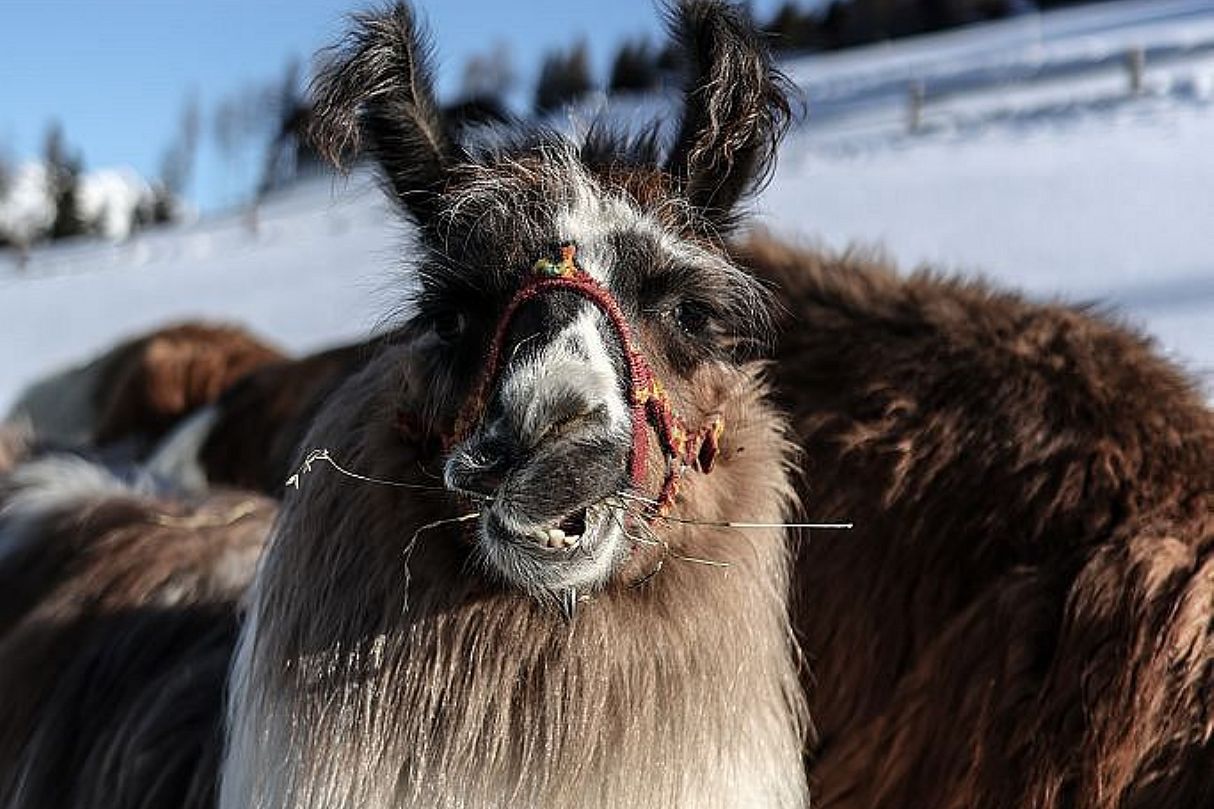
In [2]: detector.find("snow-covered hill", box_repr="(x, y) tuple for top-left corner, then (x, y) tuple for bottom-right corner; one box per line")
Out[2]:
(2, 0), (1211, 412)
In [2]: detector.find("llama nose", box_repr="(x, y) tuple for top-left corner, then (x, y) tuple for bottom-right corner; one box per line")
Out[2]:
(444, 434), (514, 497)
(444, 394), (609, 498)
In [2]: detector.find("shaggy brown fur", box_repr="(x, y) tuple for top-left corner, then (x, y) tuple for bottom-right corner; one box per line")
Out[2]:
(0, 462), (274, 809)
(733, 233), (1214, 809)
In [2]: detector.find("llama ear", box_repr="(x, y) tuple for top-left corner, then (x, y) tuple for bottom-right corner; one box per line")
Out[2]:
(665, 1), (793, 225)
(309, 3), (455, 223)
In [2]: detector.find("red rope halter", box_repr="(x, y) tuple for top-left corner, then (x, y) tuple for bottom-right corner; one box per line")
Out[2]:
(449, 243), (724, 517)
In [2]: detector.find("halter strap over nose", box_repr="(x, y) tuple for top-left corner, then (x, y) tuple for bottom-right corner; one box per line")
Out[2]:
(449, 242), (724, 517)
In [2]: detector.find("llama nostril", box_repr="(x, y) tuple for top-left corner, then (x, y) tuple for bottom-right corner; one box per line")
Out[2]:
(463, 466), (506, 497)
(444, 436), (513, 497)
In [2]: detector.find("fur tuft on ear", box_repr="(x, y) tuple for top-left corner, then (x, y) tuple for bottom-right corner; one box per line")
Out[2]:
(665, 0), (794, 225)
(309, 3), (456, 222)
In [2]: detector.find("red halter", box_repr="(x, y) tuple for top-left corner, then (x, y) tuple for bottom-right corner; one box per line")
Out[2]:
(449, 243), (724, 517)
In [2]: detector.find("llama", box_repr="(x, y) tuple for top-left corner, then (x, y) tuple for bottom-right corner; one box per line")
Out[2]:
(4, 3), (811, 808)
(221, 3), (809, 806)
(127, 234), (1212, 809)
(111, 234), (1212, 808)
(5, 324), (374, 495)
(733, 234), (1214, 808)
(0, 456), (275, 808)
(5, 322), (282, 453)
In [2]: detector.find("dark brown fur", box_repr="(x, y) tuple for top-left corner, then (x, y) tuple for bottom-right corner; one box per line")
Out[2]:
(0, 469), (274, 809)
(733, 232), (1214, 808)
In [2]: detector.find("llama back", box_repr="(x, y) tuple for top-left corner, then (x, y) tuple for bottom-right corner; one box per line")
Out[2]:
(4, 322), (283, 456)
(735, 232), (1214, 808)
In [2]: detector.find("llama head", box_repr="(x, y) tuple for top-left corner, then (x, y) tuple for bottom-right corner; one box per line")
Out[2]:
(310, 1), (791, 600)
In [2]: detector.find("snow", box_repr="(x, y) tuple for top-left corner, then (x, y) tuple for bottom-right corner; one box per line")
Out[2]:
(2, 0), (1212, 412)
(0, 163), (55, 246)
(0, 176), (403, 413)
(760, 0), (1214, 390)
(760, 89), (1214, 386)
(77, 168), (154, 242)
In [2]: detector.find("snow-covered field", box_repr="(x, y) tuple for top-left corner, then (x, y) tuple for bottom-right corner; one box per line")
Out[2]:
(0, 176), (403, 414)
(2, 0), (1212, 411)
(762, 0), (1214, 390)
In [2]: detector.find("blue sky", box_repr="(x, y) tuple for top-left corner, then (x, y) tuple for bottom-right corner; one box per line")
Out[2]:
(1, 0), (796, 212)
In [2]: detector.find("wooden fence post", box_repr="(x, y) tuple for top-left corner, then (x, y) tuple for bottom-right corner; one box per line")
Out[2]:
(908, 80), (926, 133)
(1127, 46), (1146, 96)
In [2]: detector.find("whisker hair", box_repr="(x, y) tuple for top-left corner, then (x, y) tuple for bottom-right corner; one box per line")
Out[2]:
(606, 500), (734, 575)
(286, 447), (456, 494)
(655, 514), (854, 531)
(612, 492), (853, 532)
(401, 511), (481, 611)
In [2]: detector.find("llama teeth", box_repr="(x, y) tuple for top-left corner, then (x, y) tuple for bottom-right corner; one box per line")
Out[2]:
(519, 527), (573, 549)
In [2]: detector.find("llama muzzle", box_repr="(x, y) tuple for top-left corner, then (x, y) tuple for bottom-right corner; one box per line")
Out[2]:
(448, 242), (724, 520)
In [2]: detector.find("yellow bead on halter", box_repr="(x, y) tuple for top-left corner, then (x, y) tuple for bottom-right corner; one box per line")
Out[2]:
(532, 243), (579, 279)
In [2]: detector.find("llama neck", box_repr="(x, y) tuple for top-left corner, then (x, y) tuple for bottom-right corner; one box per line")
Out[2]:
(224, 526), (807, 808)
(220, 359), (808, 809)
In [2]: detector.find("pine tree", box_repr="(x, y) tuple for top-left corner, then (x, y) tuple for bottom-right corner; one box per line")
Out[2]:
(460, 42), (516, 105)
(534, 41), (594, 115)
(160, 92), (200, 200)
(0, 151), (11, 200)
(44, 122), (86, 241)
(608, 39), (660, 95)
(764, 2), (826, 52)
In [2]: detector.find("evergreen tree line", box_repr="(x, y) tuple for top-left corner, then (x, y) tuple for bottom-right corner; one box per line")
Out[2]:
(527, 0), (1124, 111)
(0, 122), (180, 253)
(0, 0), (1124, 255)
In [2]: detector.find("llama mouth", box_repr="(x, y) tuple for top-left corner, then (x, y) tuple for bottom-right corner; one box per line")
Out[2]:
(483, 504), (609, 554)
(477, 500), (629, 594)
(522, 509), (588, 550)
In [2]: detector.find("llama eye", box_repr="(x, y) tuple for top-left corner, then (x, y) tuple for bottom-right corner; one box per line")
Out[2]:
(673, 301), (712, 336)
(432, 311), (466, 344)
